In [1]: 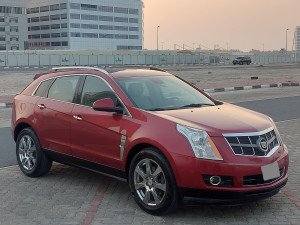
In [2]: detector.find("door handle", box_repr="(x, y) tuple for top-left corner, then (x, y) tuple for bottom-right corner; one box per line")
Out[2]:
(73, 115), (82, 121)
(37, 104), (46, 109)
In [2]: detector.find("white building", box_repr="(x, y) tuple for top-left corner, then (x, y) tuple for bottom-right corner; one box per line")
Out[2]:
(0, 0), (28, 50)
(27, 0), (143, 51)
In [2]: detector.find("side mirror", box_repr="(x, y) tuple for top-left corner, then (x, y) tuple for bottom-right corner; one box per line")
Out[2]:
(93, 98), (123, 114)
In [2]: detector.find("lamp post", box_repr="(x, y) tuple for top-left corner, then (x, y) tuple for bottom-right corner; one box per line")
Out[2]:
(286, 28), (289, 51)
(157, 26), (160, 51)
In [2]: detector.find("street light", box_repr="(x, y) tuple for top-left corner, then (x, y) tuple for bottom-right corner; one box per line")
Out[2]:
(157, 26), (160, 51)
(286, 28), (289, 51)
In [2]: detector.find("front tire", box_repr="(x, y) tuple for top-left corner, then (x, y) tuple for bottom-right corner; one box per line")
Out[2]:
(129, 148), (178, 215)
(16, 128), (52, 177)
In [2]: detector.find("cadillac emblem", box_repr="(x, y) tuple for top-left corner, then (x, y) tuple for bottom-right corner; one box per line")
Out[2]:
(257, 137), (268, 152)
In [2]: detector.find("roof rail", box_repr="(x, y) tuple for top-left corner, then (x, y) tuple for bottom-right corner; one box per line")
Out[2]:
(104, 65), (167, 73)
(51, 66), (109, 75)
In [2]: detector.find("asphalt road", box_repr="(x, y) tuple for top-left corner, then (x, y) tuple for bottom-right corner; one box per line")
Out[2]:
(0, 95), (299, 168)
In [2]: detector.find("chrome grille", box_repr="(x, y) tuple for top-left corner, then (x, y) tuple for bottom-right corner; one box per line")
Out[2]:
(224, 128), (279, 157)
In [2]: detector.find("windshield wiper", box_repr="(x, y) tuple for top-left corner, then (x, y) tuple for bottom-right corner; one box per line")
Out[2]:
(180, 103), (215, 108)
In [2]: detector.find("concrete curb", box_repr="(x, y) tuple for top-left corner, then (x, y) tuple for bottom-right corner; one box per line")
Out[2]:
(203, 82), (300, 93)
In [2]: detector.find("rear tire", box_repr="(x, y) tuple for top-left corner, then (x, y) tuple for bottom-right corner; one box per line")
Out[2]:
(129, 148), (178, 215)
(16, 128), (52, 177)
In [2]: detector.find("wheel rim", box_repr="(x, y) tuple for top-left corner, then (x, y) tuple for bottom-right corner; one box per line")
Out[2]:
(18, 135), (37, 170)
(134, 158), (167, 206)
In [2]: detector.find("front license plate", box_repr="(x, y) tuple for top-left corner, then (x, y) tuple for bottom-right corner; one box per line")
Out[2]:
(261, 162), (280, 181)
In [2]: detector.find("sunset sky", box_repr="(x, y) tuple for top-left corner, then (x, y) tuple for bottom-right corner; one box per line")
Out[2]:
(142, 0), (300, 52)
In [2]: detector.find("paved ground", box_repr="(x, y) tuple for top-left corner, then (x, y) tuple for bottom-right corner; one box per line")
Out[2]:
(0, 64), (299, 224)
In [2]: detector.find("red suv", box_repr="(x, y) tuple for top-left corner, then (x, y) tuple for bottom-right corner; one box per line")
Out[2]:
(12, 66), (289, 215)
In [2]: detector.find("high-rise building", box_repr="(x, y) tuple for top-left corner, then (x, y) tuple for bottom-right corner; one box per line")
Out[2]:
(0, 0), (28, 50)
(296, 26), (300, 52)
(27, 0), (144, 51)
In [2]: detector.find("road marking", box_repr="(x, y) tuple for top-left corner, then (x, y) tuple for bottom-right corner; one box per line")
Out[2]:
(282, 187), (300, 210)
(0, 165), (18, 170)
(275, 118), (300, 124)
(81, 178), (111, 225)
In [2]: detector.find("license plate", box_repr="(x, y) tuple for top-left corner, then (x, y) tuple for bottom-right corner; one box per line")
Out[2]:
(261, 162), (280, 181)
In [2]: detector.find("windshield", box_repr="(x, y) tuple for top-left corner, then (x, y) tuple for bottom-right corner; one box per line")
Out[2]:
(115, 76), (215, 111)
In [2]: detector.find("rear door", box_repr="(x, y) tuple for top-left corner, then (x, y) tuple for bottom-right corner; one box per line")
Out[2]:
(35, 75), (80, 155)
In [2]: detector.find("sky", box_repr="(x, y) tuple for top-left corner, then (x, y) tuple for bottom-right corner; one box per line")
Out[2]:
(142, 0), (300, 52)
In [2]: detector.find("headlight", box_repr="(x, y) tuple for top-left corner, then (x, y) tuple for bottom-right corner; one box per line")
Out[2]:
(176, 124), (223, 160)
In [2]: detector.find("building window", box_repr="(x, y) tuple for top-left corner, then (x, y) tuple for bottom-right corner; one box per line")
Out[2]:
(81, 14), (98, 21)
(50, 4), (60, 11)
(0, 44), (6, 50)
(41, 34), (50, 38)
(71, 32), (81, 37)
(114, 17), (128, 23)
(129, 35), (139, 39)
(70, 3), (80, 9)
(0, 36), (5, 41)
(81, 24), (98, 29)
(81, 4), (97, 11)
(10, 26), (19, 32)
(129, 18), (138, 23)
(70, 23), (80, 28)
(50, 14), (60, 20)
(9, 17), (18, 23)
(61, 23), (68, 28)
(0, 26), (5, 32)
(40, 16), (49, 21)
(114, 7), (128, 14)
(61, 14), (67, 19)
(41, 25), (50, 30)
(99, 16), (114, 22)
(99, 25), (114, 30)
(61, 32), (68, 37)
(60, 3), (67, 9)
(129, 9), (138, 15)
(70, 13), (80, 19)
(98, 5), (113, 12)
(62, 41), (68, 46)
(129, 27), (139, 31)
(31, 17), (40, 23)
(82, 33), (98, 38)
(32, 34), (41, 39)
(99, 33), (114, 39)
(51, 42), (61, 46)
(0, 17), (4, 22)
(40, 6), (49, 12)
(115, 34), (128, 39)
(115, 26), (128, 31)
(30, 7), (39, 14)
(51, 24), (60, 29)
(31, 26), (40, 31)
(51, 33), (61, 38)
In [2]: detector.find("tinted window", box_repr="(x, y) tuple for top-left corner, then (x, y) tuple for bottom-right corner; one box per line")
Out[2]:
(81, 76), (117, 107)
(48, 76), (80, 103)
(34, 79), (52, 97)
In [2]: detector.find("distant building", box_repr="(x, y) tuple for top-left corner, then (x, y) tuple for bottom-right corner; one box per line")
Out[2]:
(296, 26), (300, 52)
(27, 0), (143, 51)
(0, 0), (28, 50)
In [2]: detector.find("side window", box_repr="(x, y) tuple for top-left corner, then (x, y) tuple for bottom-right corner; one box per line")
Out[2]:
(47, 76), (80, 103)
(34, 79), (52, 97)
(81, 76), (118, 107)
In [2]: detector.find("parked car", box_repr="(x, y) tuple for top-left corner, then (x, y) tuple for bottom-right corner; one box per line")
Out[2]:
(233, 56), (252, 65)
(12, 66), (288, 215)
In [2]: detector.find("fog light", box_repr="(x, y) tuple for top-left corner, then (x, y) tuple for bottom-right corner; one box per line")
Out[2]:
(209, 176), (221, 186)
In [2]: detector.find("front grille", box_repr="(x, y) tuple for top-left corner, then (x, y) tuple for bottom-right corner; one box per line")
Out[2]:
(224, 128), (279, 157)
(243, 167), (285, 186)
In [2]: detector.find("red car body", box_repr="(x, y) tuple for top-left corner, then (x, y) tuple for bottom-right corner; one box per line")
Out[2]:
(12, 67), (289, 214)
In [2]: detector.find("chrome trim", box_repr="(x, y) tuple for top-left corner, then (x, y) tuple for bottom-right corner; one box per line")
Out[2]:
(120, 135), (126, 160)
(51, 66), (109, 75)
(223, 127), (274, 137)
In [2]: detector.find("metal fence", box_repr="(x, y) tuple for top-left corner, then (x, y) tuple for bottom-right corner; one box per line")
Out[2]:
(0, 52), (296, 67)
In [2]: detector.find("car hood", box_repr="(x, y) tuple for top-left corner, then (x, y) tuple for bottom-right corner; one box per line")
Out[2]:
(152, 103), (273, 136)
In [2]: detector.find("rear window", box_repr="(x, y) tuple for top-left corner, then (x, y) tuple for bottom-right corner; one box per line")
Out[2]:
(33, 79), (53, 97)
